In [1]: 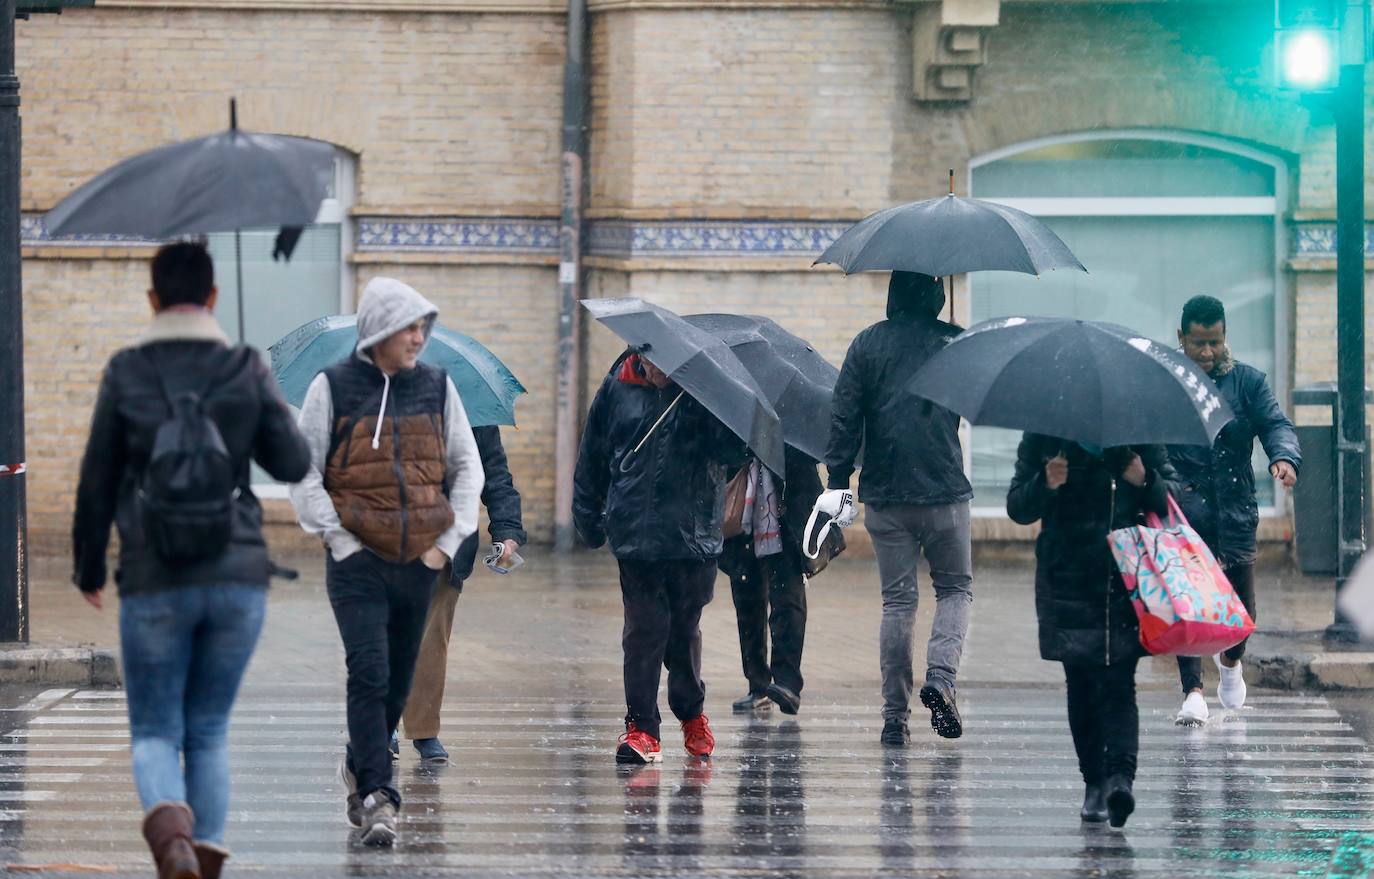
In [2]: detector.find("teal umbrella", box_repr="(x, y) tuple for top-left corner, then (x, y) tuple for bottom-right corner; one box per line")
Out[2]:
(269, 315), (526, 427)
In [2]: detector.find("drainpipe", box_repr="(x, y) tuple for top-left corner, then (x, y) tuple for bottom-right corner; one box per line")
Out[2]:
(553, 0), (589, 552)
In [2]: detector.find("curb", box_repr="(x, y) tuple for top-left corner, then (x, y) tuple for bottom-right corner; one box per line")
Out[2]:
(1249, 650), (1374, 691)
(0, 644), (120, 687)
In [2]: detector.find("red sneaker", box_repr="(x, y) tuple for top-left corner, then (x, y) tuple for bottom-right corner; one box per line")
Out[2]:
(681, 714), (715, 758)
(616, 723), (662, 764)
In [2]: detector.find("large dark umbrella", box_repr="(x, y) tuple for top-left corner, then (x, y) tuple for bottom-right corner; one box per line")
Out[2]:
(582, 298), (785, 474)
(43, 99), (337, 341)
(908, 317), (1234, 448)
(683, 313), (838, 462)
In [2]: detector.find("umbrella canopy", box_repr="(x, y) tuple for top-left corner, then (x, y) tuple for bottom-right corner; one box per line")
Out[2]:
(44, 125), (337, 239)
(582, 298), (785, 475)
(683, 313), (838, 462)
(815, 194), (1086, 278)
(269, 315), (526, 428)
(908, 316), (1234, 448)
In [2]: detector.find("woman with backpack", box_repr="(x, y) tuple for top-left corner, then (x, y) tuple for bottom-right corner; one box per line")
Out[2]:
(72, 242), (311, 879)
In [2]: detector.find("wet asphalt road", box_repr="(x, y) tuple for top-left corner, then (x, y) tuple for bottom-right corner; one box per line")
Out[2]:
(0, 551), (1370, 877)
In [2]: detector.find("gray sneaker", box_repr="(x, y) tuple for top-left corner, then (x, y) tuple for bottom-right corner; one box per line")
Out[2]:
(339, 760), (362, 829)
(359, 792), (398, 847)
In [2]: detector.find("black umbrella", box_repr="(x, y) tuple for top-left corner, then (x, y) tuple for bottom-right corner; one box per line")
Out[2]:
(581, 298), (785, 475)
(683, 313), (838, 462)
(908, 317), (1234, 448)
(816, 175), (1086, 277)
(43, 99), (337, 341)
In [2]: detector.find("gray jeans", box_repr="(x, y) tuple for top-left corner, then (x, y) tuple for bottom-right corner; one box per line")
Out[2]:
(864, 502), (973, 723)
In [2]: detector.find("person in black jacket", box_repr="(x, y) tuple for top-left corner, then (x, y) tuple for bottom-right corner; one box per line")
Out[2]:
(821, 271), (974, 746)
(573, 349), (746, 764)
(401, 425), (526, 762)
(719, 446), (824, 715)
(72, 242), (311, 879)
(1007, 435), (1178, 829)
(1169, 295), (1301, 726)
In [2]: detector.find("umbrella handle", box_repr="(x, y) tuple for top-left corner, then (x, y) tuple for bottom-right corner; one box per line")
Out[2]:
(619, 390), (685, 474)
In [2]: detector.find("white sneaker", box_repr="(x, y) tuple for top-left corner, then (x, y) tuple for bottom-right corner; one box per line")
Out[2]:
(1175, 691), (1209, 726)
(1215, 655), (1247, 710)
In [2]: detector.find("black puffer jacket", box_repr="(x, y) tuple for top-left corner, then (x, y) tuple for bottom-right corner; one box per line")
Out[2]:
(72, 325), (311, 596)
(448, 425), (526, 585)
(718, 446), (825, 582)
(1007, 435), (1177, 666)
(573, 353), (747, 560)
(825, 272), (973, 506)
(1167, 358), (1300, 566)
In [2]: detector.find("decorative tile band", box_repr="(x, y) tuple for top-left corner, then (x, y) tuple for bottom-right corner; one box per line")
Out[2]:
(1291, 223), (1374, 258)
(587, 219), (850, 258)
(16, 213), (1374, 261)
(354, 217), (560, 253)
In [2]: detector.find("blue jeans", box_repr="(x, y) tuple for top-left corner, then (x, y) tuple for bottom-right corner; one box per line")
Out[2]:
(119, 584), (267, 845)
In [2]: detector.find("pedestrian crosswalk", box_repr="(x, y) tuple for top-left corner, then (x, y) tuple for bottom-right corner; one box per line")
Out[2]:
(0, 687), (1371, 877)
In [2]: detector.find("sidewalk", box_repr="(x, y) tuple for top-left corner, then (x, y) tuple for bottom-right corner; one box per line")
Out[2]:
(12, 545), (1370, 694)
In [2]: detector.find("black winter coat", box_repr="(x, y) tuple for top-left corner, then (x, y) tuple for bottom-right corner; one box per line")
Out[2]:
(448, 425), (526, 585)
(1006, 435), (1177, 666)
(1167, 360), (1300, 566)
(573, 354), (747, 560)
(717, 446), (824, 582)
(825, 292), (973, 506)
(72, 339), (311, 596)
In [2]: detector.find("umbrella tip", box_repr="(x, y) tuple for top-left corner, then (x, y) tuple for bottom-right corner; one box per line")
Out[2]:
(948, 168), (955, 195)
(229, 97), (238, 131)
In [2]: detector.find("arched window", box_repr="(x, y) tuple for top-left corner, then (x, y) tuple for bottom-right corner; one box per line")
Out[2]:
(968, 131), (1288, 513)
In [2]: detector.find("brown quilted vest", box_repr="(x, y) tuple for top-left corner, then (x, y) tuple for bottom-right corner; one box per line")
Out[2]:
(323, 359), (454, 563)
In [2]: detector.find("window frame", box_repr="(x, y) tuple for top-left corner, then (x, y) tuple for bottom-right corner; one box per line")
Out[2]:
(965, 129), (1291, 518)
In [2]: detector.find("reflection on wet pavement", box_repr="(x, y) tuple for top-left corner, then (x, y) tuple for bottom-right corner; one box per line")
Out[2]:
(0, 687), (1371, 876)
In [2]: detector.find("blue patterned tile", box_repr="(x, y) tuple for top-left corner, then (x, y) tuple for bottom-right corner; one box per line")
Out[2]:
(1290, 222), (1374, 258)
(588, 220), (850, 258)
(355, 218), (560, 253)
(19, 212), (160, 246)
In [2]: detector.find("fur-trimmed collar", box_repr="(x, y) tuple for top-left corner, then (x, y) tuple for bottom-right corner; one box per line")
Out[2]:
(136, 307), (231, 347)
(1211, 348), (1235, 378)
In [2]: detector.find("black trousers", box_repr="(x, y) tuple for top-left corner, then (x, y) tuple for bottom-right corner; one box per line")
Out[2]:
(728, 555), (807, 695)
(1178, 562), (1255, 694)
(326, 550), (437, 806)
(1063, 657), (1140, 785)
(618, 558), (716, 740)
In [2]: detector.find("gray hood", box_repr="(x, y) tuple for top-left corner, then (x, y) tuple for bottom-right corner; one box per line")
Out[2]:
(355, 276), (439, 357)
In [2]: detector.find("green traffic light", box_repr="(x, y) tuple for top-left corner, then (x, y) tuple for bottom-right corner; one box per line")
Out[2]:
(1277, 27), (1341, 90)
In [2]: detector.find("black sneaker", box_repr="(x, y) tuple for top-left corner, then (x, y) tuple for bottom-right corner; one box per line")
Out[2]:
(919, 682), (963, 739)
(765, 683), (801, 716)
(880, 719), (910, 746)
(1080, 783), (1108, 823)
(731, 692), (771, 713)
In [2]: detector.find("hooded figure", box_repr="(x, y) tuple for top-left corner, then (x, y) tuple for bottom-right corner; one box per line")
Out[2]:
(819, 269), (974, 748)
(288, 276), (483, 846)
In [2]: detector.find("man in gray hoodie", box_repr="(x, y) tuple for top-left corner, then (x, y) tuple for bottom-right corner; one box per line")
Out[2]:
(290, 277), (483, 846)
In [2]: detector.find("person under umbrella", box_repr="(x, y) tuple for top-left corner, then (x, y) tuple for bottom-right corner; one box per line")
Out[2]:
(573, 346), (749, 764)
(1169, 295), (1300, 726)
(1007, 436), (1179, 828)
(817, 271), (973, 746)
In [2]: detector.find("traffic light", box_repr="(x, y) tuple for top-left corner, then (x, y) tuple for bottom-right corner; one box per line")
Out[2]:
(1276, 0), (1342, 90)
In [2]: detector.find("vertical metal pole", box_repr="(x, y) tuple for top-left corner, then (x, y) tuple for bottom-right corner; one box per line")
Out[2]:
(0, 0), (28, 642)
(553, 0), (588, 552)
(1330, 0), (1368, 641)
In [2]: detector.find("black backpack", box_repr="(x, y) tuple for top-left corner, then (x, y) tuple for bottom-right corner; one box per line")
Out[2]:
(136, 350), (238, 563)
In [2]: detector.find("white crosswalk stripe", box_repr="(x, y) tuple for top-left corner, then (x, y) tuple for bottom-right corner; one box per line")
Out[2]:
(0, 687), (1371, 877)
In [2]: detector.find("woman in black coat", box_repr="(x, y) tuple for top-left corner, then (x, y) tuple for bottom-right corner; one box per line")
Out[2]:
(1006, 434), (1177, 829)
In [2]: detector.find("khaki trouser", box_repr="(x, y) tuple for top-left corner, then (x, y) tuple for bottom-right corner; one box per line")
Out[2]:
(400, 581), (462, 741)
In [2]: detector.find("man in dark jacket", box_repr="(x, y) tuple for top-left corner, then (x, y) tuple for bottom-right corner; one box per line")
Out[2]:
(402, 425), (526, 762)
(822, 271), (973, 746)
(574, 349), (745, 764)
(72, 241), (311, 877)
(719, 446), (824, 715)
(1169, 295), (1300, 726)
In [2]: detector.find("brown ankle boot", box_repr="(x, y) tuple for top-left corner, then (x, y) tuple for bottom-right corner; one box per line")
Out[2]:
(193, 841), (229, 879)
(141, 802), (201, 879)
